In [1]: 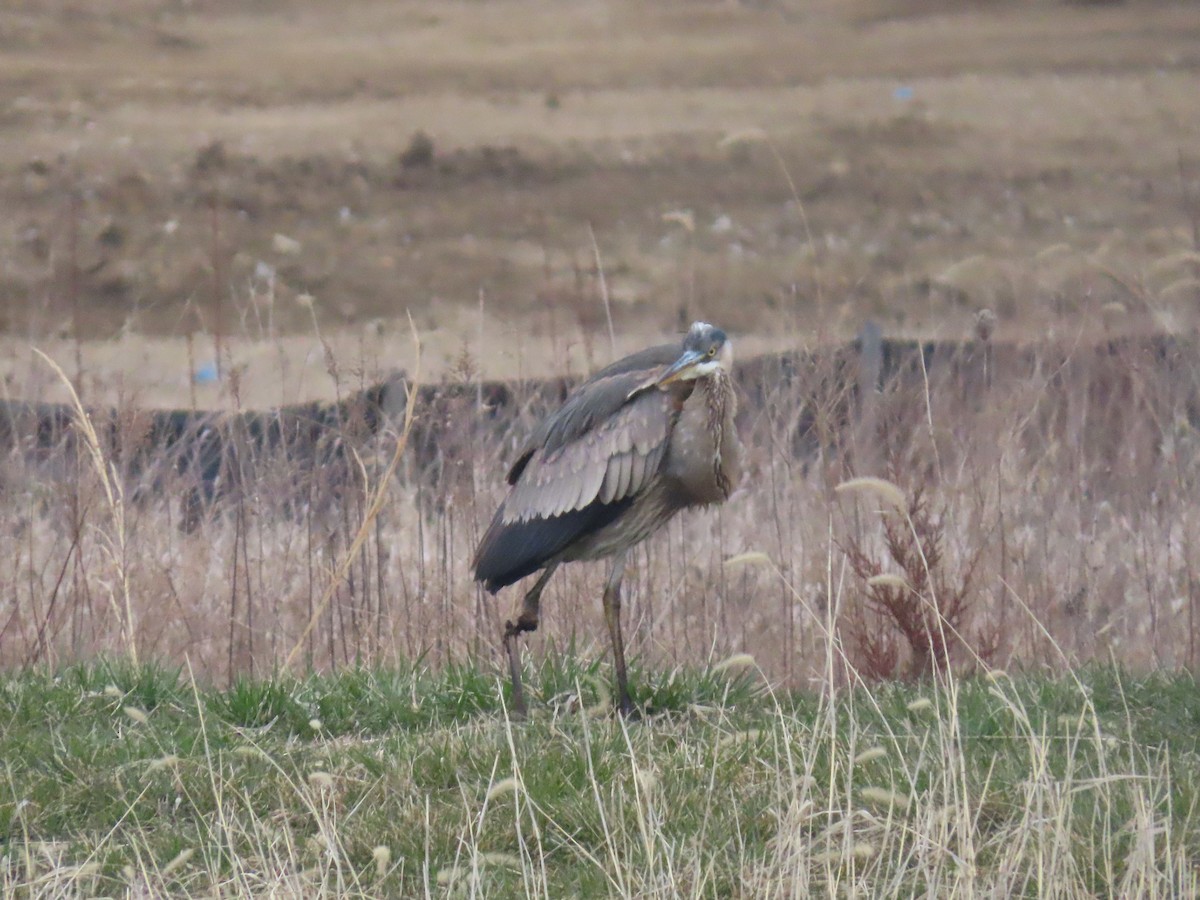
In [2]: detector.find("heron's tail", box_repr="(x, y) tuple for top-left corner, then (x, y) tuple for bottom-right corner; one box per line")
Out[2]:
(472, 498), (634, 593)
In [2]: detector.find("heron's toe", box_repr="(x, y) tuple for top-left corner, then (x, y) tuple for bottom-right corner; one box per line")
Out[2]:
(504, 616), (539, 638)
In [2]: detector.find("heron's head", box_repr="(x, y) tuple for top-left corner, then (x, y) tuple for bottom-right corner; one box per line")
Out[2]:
(657, 321), (733, 385)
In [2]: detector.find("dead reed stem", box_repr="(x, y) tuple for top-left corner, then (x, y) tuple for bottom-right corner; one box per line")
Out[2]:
(33, 348), (137, 665)
(283, 322), (422, 671)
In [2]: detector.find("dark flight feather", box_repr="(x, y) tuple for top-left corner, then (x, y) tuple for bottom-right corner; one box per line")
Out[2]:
(473, 496), (635, 593)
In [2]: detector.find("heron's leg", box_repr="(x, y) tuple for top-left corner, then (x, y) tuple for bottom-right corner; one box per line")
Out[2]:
(602, 550), (636, 718)
(503, 563), (558, 717)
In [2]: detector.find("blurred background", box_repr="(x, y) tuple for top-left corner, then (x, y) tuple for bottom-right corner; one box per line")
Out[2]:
(1, 0), (1197, 407)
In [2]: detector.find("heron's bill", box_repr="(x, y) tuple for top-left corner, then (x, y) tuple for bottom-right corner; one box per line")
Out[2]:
(656, 349), (705, 386)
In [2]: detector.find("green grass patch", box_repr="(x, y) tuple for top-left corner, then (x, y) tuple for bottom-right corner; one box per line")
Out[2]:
(0, 658), (1198, 896)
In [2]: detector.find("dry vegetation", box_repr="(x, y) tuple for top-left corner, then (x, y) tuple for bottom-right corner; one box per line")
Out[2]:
(4, 661), (1200, 895)
(1, 0), (1199, 370)
(4, 323), (1200, 693)
(3, 1), (1200, 894)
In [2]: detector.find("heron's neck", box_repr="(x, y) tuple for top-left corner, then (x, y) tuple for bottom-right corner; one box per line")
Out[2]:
(702, 369), (735, 495)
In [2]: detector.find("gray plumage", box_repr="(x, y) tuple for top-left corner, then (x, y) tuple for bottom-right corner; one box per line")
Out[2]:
(473, 322), (741, 717)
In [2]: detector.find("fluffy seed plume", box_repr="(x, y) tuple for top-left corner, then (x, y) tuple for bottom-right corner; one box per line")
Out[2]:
(834, 477), (906, 511)
(712, 652), (757, 673)
(853, 746), (887, 766)
(1159, 277), (1200, 303)
(723, 552), (772, 570)
(1148, 250), (1200, 277)
(814, 842), (877, 866)
(372, 845), (391, 878)
(486, 777), (520, 802)
(635, 766), (659, 793)
(866, 573), (909, 591)
(307, 771), (335, 791)
(906, 697), (934, 713)
(861, 786), (911, 810)
(852, 842), (877, 861)
(584, 674), (612, 719)
(146, 754), (180, 773)
(661, 209), (696, 232)
(122, 706), (149, 725)
(308, 718), (322, 732)
(1100, 301), (1128, 327)
(272, 233), (302, 255)
(717, 728), (764, 750)
(162, 848), (193, 876)
(934, 254), (994, 292)
(480, 852), (521, 868)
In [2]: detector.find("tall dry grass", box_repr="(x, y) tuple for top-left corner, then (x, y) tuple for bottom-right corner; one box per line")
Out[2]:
(2, 293), (1200, 689)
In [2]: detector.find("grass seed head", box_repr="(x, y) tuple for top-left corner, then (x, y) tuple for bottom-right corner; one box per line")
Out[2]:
(486, 776), (520, 801)
(853, 746), (888, 766)
(866, 573), (909, 591)
(834, 477), (907, 511)
(813, 842), (877, 866)
(718, 728), (764, 750)
(852, 842), (877, 861)
(712, 652), (757, 673)
(307, 771), (334, 791)
(162, 848), (193, 876)
(372, 845), (391, 878)
(635, 766), (659, 793)
(146, 754), (180, 773)
(723, 551), (772, 570)
(861, 786), (910, 810)
(661, 209), (696, 232)
(480, 852), (521, 868)
(122, 705), (149, 725)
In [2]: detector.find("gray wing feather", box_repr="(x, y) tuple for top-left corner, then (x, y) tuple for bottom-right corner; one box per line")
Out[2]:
(600, 453), (622, 504)
(628, 451), (646, 497)
(611, 452), (630, 504)
(502, 385), (675, 524)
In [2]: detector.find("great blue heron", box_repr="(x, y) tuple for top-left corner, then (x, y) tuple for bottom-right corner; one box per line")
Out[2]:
(473, 322), (741, 716)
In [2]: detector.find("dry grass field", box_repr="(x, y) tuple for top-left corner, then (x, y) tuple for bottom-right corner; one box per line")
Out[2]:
(3, 1), (1200, 894)
(1, 0), (1198, 679)
(2, 0), (1199, 394)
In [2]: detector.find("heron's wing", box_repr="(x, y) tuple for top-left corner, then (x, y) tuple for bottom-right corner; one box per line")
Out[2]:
(505, 343), (680, 485)
(500, 379), (676, 524)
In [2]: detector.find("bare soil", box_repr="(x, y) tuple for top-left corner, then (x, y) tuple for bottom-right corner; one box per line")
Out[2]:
(1, 0), (1199, 404)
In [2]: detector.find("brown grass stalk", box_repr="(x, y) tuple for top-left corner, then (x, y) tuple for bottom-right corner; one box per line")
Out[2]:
(33, 348), (138, 665)
(282, 321), (422, 671)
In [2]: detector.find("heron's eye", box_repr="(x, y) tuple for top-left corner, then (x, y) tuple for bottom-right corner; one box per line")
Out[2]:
(707, 345), (717, 357)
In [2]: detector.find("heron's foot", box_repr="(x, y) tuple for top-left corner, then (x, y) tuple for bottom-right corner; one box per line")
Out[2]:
(616, 690), (640, 721)
(503, 613), (539, 639)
